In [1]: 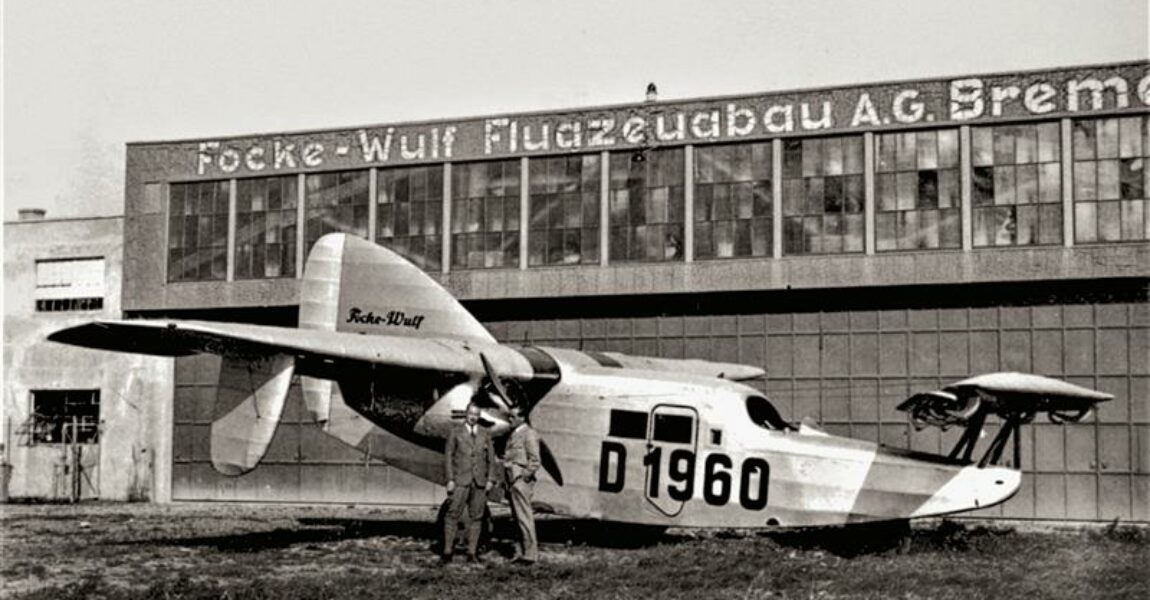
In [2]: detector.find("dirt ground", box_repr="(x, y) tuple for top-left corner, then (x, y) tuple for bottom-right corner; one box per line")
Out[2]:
(1, 502), (1146, 600)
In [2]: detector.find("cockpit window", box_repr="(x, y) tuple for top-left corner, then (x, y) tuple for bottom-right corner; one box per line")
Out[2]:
(747, 395), (796, 431)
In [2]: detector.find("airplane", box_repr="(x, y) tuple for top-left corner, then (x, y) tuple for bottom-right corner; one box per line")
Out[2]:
(48, 233), (1112, 531)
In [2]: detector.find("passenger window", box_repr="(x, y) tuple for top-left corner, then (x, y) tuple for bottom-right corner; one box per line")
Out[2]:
(653, 413), (693, 443)
(608, 409), (647, 439)
(747, 395), (796, 431)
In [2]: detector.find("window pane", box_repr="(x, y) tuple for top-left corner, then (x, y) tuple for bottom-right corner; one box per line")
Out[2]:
(1120, 200), (1144, 240)
(452, 160), (521, 269)
(235, 175), (300, 279)
(973, 127), (994, 166)
(168, 180), (229, 282)
(939, 130), (959, 167)
(973, 167), (994, 205)
(1120, 158), (1145, 200)
(994, 127), (1016, 165)
(1075, 202), (1097, 242)
(1017, 165), (1038, 205)
(782, 135), (863, 256)
(1037, 123), (1060, 163)
(609, 149), (683, 263)
(1098, 160), (1120, 200)
(1097, 119), (1119, 159)
(1073, 121), (1096, 160)
(1039, 164), (1062, 204)
(994, 167), (1015, 205)
(916, 131), (938, 169)
(1038, 205), (1062, 245)
(1073, 116), (1148, 243)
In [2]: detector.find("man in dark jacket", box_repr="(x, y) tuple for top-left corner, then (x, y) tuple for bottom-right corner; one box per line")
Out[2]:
(442, 402), (499, 563)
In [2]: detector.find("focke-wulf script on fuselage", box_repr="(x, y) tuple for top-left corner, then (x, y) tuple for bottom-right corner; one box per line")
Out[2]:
(184, 63), (1148, 177)
(346, 308), (426, 331)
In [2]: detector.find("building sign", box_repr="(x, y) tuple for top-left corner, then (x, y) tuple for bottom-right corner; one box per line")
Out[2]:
(183, 62), (1149, 178)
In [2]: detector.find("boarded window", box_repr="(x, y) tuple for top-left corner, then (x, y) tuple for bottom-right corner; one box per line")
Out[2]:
(34, 258), (105, 312)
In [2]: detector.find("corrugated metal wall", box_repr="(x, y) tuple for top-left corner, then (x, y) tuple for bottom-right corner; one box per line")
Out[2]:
(171, 284), (1147, 522)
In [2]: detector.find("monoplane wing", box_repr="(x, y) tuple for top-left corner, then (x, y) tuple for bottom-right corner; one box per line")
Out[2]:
(48, 318), (535, 379)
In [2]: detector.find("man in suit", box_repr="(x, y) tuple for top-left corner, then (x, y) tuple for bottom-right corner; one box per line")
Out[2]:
(504, 406), (540, 564)
(442, 401), (499, 563)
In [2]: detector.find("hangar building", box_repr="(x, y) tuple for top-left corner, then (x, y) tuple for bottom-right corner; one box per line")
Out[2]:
(3, 212), (171, 501)
(101, 60), (1150, 520)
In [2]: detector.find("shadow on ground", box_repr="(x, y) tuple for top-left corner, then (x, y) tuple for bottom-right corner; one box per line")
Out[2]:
(125, 515), (684, 553)
(763, 519), (914, 557)
(122, 519), (436, 553)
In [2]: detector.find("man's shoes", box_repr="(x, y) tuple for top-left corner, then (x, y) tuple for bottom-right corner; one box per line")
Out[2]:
(439, 553), (453, 565)
(466, 553), (481, 564)
(511, 557), (536, 565)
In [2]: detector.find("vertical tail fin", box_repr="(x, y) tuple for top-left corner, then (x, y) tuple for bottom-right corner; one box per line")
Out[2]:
(300, 233), (493, 342)
(297, 233), (492, 423)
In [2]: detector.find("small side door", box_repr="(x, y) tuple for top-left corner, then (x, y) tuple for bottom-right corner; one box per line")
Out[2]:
(643, 404), (698, 517)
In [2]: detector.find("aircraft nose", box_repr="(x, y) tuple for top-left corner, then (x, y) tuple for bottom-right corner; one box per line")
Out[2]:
(911, 466), (1021, 518)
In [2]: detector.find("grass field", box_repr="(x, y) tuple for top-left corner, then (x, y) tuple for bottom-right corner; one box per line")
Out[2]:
(1, 503), (1146, 599)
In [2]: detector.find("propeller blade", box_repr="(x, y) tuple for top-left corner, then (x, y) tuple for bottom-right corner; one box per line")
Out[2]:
(539, 440), (564, 487)
(479, 353), (515, 409)
(479, 353), (563, 486)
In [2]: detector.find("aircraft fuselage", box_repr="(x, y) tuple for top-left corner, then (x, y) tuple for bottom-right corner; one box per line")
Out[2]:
(328, 344), (1020, 528)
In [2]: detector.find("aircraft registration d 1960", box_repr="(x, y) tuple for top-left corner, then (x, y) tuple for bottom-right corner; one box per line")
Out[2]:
(49, 234), (1111, 529)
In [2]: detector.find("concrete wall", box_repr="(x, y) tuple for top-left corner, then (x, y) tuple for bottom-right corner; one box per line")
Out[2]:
(3, 217), (173, 501)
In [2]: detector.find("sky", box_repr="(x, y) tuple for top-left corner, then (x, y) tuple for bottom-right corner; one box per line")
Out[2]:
(2, 0), (1147, 221)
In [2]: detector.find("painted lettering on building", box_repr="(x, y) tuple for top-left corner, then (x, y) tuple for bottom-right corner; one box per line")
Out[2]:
(190, 63), (1149, 176)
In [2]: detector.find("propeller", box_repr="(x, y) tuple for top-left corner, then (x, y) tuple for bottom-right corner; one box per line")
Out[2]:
(479, 353), (564, 486)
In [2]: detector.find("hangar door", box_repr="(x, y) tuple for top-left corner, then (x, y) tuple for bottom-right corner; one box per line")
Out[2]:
(171, 355), (443, 505)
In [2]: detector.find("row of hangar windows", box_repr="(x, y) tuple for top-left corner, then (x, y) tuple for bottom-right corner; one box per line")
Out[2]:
(167, 115), (1150, 282)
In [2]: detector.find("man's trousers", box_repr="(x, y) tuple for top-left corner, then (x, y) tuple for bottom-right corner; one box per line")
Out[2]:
(508, 479), (538, 561)
(443, 483), (487, 556)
